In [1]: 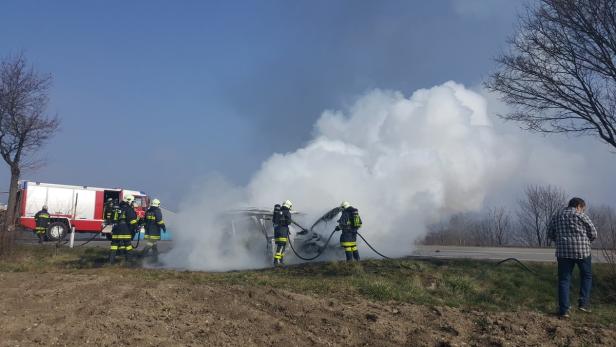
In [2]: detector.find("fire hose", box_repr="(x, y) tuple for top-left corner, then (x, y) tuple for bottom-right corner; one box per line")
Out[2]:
(288, 229), (393, 261)
(58, 231), (99, 247)
(356, 232), (392, 260)
(288, 229), (534, 274)
(57, 224), (141, 251)
(69, 232), (100, 247)
(287, 227), (337, 261)
(288, 217), (534, 274)
(286, 207), (395, 261)
(131, 226), (142, 250)
(495, 257), (536, 274)
(287, 220), (393, 261)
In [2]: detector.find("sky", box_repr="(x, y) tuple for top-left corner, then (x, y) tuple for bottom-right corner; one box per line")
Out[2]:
(1, 0), (615, 210)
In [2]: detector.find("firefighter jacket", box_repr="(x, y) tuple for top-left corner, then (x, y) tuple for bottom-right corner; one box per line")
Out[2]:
(338, 207), (360, 232)
(103, 202), (115, 223)
(34, 209), (50, 233)
(338, 207), (362, 245)
(274, 206), (292, 239)
(144, 206), (166, 238)
(113, 202), (139, 236)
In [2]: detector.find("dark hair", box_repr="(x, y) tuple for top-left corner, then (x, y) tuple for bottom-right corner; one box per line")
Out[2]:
(568, 197), (586, 208)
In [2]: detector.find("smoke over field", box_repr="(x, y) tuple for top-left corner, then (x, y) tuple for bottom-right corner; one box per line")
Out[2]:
(162, 82), (570, 271)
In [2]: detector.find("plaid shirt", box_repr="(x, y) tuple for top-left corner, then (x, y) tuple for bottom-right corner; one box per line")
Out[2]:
(547, 207), (597, 259)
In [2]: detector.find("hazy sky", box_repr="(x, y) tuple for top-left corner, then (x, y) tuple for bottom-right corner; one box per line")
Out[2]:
(1, 0), (615, 209)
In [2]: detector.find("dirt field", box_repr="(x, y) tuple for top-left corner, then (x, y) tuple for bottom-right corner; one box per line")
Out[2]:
(1, 267), (615, 347)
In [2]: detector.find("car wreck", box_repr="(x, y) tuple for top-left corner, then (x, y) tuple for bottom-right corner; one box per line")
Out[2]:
(217, 208), (343, 263)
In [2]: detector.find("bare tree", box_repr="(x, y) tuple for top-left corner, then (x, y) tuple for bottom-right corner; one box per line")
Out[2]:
(474, 217), (492, 247)
(0, 54), (59, 250)
(588, 205), (616, 270)
(423, 212), (507, 247)
(517, 184), (567, 247)
(424, 221), (453, 246)
(486, 0), (616, 149)
(423, 213), (478, 246)
(466, 207), (513, 247)
(486, 207), (512, 246)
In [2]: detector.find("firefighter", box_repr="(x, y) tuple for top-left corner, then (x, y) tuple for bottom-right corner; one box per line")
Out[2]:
(109, 194), (139, 264)
(142, 198), (166, 260)
(34, 205), (50, 244)
(272, 200), (293, 265)
(335, 201), (362, 262)
(103, 198), (115, 224)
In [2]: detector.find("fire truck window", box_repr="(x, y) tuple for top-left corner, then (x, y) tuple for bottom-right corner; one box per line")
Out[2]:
(133, 197), (144, 207)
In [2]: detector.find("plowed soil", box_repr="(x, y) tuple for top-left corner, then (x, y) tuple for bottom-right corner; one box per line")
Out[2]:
(1, 270), (614, 347)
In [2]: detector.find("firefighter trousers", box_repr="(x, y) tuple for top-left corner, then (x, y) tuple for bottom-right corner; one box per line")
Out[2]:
(340, 231), (360, 262)
(35, 227), (46, 243)
(109, 232), (134, 263)
(143, 234), (160, 258)
(274, 237), (290, 264)
(274, 227), (289, 264)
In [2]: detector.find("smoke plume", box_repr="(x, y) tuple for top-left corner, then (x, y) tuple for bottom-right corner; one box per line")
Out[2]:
(161, 81), (565, 271)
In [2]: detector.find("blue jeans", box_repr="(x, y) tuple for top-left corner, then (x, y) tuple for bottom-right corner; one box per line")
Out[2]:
(557, 256), (592, 315)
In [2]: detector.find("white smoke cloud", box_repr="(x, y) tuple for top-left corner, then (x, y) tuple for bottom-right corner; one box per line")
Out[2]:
(162, 81), (583, 271)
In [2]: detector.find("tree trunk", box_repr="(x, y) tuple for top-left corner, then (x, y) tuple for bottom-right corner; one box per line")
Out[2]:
(1, 166), (20, 255)
(5, 166), (20, 232)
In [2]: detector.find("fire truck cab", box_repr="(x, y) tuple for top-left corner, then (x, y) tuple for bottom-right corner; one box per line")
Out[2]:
(18, 181), (149, 241)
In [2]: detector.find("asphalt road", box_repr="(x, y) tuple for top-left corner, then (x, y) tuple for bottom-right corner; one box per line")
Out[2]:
(411, 245), (609, 263)
(16, 230), (611, 263)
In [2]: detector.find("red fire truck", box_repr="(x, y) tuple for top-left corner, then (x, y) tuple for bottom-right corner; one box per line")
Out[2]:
(18, 181), (150, 241)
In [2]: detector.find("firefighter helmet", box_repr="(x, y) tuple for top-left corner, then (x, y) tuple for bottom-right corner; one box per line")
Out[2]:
(340, 201), (351, 209)
(282, 200), (293, 209)
(42, 205), (48, 210)
(151, 198), (161, 207)
(123, 194), (134, 203)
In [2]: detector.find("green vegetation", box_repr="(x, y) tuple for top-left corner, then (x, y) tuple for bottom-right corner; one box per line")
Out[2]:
(2, 245), (615, 325)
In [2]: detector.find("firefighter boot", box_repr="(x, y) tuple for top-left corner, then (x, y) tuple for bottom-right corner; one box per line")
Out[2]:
(353, 250), (360, 261)
(345, 251), (353, 262)
(37, 233), (44, 244)
(152, 245), (159, 262)
(124, 251), (133, 264)
(278, 244), (286, 265)
(109, 251), (117, 264)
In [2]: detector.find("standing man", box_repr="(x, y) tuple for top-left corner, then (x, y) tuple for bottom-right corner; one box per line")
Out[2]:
(34, 205), (50, 244)
(335, 201), (362, 262)
(142, 198), (166, 260)
(109, 194), (139, 264)
(547, 197), (597, 318)
(272, 200), (293, 265)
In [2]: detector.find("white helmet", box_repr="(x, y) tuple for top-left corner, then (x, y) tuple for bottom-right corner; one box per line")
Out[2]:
(282, 200), (293, 209)
(123, 194), (134, 203)
(151, 198), (160, 207)
(340, 201), (351, 209)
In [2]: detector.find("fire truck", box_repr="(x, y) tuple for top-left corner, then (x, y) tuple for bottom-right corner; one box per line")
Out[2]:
(17, 181), (150, 241)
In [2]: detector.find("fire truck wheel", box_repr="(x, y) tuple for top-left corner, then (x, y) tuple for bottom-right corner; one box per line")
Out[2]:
(47, 222), (68, 241)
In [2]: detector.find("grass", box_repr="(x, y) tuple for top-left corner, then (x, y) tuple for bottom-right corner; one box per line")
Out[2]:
(2, 244), (616, 325)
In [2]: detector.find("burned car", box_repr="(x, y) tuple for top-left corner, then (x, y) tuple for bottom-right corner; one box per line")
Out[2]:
(217, 208), (342, 263)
